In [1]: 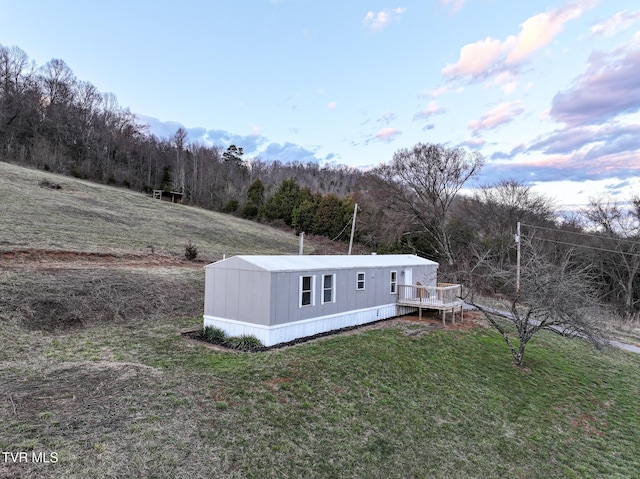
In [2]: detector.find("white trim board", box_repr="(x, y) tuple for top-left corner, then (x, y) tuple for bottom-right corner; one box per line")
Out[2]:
(204, 303), (398, 347)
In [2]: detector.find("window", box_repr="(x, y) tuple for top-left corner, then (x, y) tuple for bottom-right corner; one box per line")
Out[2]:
(300, 275), (315, 307)
(390, 271), (397, 294)
(356, 272), (366, 290)
(322, 274), (335, 304)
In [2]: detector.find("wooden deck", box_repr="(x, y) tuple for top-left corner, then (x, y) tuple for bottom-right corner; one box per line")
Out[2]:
(397, 283), (464, 325)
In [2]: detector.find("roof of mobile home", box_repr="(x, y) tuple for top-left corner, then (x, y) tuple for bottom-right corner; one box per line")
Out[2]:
(206, 254), (438, 272)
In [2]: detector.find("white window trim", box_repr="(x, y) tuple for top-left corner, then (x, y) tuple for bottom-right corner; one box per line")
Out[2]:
(356, 271), (366, 291)
(322, 273), (336, 304)
(390, 270), (397, 294)
(299, 275), (316, 308)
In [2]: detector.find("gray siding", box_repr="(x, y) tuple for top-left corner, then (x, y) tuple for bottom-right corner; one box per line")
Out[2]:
(204, 258), (271, 326)
(205, 256), (438, 328)
(267, 264), (437, 326)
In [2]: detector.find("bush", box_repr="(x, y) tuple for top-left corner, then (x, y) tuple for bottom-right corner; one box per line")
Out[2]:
(222, 199), (239, 214)
(194, 327), (263, 351)
(224, 334), (264, 351)
(203, 325), (226, 343)
(184, 242), (198, 261)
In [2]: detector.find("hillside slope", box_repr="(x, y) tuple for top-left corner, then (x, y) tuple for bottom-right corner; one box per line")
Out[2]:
(0, 161), (306, 259)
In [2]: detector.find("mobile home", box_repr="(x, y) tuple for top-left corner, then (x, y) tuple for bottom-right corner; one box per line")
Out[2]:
(203, 254), (439, 346)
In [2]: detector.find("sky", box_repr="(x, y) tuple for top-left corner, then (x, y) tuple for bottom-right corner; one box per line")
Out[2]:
(1, 0), (639, 210)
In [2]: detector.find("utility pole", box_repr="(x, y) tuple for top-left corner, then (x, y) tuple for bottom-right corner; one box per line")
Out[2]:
(348, 203), (358, 255)
(515, 221), (521, 294)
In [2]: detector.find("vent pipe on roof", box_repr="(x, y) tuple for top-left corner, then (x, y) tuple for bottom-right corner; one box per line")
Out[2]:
(299, 232), (305, 255)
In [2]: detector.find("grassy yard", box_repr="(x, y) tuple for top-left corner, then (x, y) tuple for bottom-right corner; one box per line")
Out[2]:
(1, 313), (638, 479)
(1, 161), (639, 478)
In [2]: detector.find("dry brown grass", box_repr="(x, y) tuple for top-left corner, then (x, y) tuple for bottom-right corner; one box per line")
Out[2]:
(0, 162), (305, 258)
(0, 267), (204, 331)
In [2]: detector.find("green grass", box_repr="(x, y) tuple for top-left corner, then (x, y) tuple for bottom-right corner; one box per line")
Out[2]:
(1, 316), (638, 478)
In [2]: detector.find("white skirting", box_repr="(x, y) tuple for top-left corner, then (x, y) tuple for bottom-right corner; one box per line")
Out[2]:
(203, 303), (399, 347)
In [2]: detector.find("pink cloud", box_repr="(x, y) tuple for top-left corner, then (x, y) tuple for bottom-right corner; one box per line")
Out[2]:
(327, 101), (337, 110)
(443, 1), (593, 82)
(505, 1), (591, 64)
(442, 37), (505, 78)
(468, 101), (525, 133)
(413, 101), (446, 120)
(375, 128), (402, 143)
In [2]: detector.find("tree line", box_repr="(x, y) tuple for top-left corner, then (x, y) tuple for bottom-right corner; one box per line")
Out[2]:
(0, 44), (361, 208)
(2, 44), (638, 346)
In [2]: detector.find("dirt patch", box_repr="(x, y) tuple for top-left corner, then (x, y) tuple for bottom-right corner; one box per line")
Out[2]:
(0, 248), (207, 270)
(399, 310), (485, 331)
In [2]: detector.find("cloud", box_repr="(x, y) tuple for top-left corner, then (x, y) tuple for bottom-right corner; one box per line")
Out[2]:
(485, 122), (640, 185)
(427, 85), (451, 97)
(468, 101), (525, 134)
(505, 0), (591, 64)
(440, 0), (467, 14)
(197, 129), (268, 154)
(493, 71), (518, 93)
(443, 1), (593, 82)
(442, 36), (505, 79)
(529, 124), (640, 155)
(550, 44), (640, 126)
(362, 7), (406, 32)
(481, 149), (640, 184)
(327, 101), (337, 110)
(136, 115), (268, 154)
(262, 142), (325, 164)
(459, 138), (485, 149)
(413, 101), (446, 120)
(591, 10), (640, 37)
(374, 128), (402, 143)
(378, 111), (397, 126)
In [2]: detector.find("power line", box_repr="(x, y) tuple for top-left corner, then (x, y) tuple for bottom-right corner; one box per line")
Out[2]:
(331, 210), (356, 241)
(533, 236), (640, 258)
(520, 222), (640, 246)
(520, 223), (640, 258)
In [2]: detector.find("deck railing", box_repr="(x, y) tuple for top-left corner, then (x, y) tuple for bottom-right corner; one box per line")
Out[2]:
(397, 282), (463, 324)
(397, 283), (462, 307)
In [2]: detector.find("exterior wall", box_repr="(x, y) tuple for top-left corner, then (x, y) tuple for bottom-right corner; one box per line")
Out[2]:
(203, 256), (439, 347)
(270, 263), (437, 326)
(204, 258), (271, 326)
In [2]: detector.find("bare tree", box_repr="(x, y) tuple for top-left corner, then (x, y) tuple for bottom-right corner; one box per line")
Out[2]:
(581, 195), (640, 319)
(172, 127), (188, 194)
(469, 235), (609, 367)
(374, 143), (483, 266)
(460, 179), (556, 269)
